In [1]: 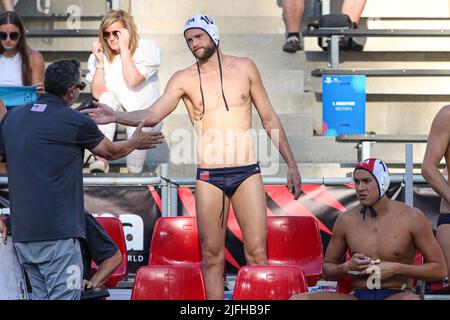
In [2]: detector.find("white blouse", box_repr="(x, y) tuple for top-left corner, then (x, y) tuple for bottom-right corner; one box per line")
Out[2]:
(86, 38), (161, 111)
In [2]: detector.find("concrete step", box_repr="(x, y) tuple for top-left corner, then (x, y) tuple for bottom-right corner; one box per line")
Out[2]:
(158, 70), (305, 97)
(361, 0), (450, 18)
(337, 51), (450, 63)
(310, 75), (450, 95)
(312, 100), (441, 135)
(23, 20), (101, 30)
(159, 112), (313, 143)
(133, 16), (285, 34)
(311, 99), (441, 135)
(167, 93), (316, 115)
(304, 37), (450, 52)
(252, 113), (313, 137)
(286, 136), (427, 164)
(15, 0), (107, 16)
(28, 37), (95, 52)
(158, 50), (306, 72)
(144, 33), (289, 52)
(132, 0), (282, 17)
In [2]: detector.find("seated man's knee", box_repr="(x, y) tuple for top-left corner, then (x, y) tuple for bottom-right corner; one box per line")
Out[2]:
(289, 293), (310, 300)
(401, 292), (421, 300)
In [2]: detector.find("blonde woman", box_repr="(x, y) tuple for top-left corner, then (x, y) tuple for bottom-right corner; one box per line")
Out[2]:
(86, 10), (162, 173)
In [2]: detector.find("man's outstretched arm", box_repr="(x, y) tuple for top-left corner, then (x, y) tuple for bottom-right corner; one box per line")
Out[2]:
(82, 71), (185, 127)
(422, 106), (450, 205)
(247, 58), (302, 199)
(90, 122), (163, 161)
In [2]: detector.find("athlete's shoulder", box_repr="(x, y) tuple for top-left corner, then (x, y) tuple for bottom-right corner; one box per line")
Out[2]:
(167, 66), (196, 86)
(231, 56), (257, 69)
(335, 206), (360, 226)
(434, 104), (450, 121)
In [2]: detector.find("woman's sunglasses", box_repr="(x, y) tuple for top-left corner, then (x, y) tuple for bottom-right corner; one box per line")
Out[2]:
(0, 32), (20, 41)
(103, 30), (120, 40)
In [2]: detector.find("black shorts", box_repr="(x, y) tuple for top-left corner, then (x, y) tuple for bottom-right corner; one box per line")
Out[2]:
(80, 213), (119, 280)
(437, 213), (450, 227)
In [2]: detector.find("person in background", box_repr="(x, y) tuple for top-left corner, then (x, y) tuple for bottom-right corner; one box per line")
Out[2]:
(282, 0), (367, 53)
(1, 0), (15, 12)
(0, 59), (162, 300)
(0, 11), (45, 94)
(86, 10), (163, 174)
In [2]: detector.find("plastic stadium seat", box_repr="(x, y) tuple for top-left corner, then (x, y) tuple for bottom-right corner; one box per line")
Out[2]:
(131, 264), (207, 300)
(267, 216), (323, 286)
(232, 265), (308, 300)
(91, 216), (128, 288)
(149, 216), (202, 265)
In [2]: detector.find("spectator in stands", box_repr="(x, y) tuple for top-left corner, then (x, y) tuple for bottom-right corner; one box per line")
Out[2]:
(422, 106), (450, 282)
(0, 11), (45, 94)
(0, 59), (162, 300)
(282, 0), (367, 53)
(291, 158), (446, 300)
(0, 0), (14, 11)
(86, 10), (163, 174)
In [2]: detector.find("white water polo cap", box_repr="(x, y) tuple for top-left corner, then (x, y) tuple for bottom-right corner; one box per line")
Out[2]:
(354, 158), (390, 199)
(354, 158), (390, 220)
(184, 14), (220, 47)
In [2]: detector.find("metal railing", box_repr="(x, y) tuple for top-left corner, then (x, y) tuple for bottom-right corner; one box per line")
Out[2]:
(0, 144), (427, 216)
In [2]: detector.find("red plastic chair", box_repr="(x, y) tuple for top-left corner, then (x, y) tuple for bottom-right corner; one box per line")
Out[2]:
(267, 216), (323, 286)
(232, 265), (308, 300)
(91, 216), (128, 288)
(131, 264), (207, 300)
(149, 216), (202, 265)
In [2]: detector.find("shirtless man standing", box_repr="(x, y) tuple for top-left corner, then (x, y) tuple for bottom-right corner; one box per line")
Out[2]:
(422, 106), (450, 280)
(291, 158), (446, 300)
(82, 14), (302, 300)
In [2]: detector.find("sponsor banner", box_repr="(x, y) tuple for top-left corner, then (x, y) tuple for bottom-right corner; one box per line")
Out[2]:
(84, 185), (162, 274)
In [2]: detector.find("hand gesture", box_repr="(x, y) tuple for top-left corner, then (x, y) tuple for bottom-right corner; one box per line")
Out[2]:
(92, 41), (104, 63)
(132, 121), (164, 150)
(287, 165), (302, 200)
(117, 28), (130, 51)
(346, 253), (371, 274)
(0, 218), (7, 245)
(375, 261), (399, 280)
(81, 101), (116, 125)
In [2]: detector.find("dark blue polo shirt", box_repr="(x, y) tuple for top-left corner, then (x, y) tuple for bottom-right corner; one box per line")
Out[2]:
(0, 94), (105, 242)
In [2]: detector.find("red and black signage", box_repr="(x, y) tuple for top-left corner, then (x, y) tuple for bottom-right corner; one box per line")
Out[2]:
(0, 183), (443, 275)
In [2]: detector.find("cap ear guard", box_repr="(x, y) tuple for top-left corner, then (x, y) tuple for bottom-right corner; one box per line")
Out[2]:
(379, 173), (390, 198)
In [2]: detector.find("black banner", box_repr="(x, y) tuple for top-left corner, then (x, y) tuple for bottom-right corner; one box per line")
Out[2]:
(84, 185), (162, 274)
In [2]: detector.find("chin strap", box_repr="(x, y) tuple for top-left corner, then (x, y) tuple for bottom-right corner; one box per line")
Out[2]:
(360, 195), (386, 220)
(360, 206), (377, 220)
(196, 44), (229, 120)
